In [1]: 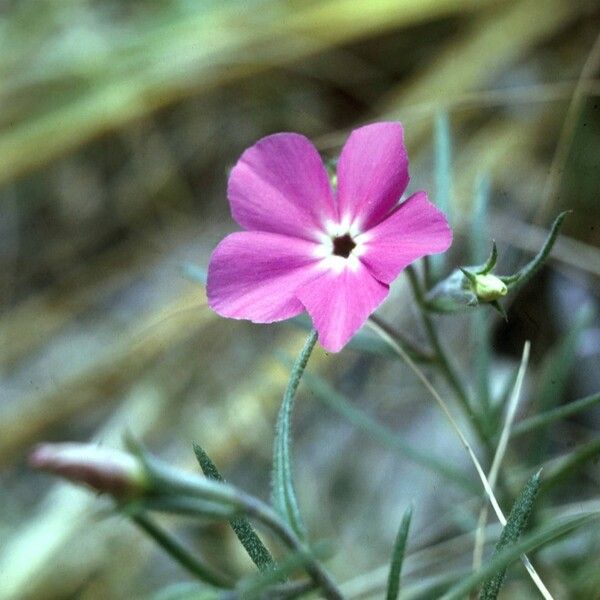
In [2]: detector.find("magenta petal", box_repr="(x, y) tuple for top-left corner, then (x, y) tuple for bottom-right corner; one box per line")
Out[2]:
(336, 122), (409, 231)
(207, 231), (322, 322)
(228, 133), (337, 240)
(296, 264), (389, 353)
(359, 191), (453, 284)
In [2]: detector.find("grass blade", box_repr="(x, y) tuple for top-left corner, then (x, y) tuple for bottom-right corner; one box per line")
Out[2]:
(478, 469), (542, 599)
(367, 317), (551, 597)
(271, 330), (318, 539)
(430, 110), (452, 281)
(530, 307), (592, 463)
(301, 369), (477, 492)
(193, 443), (275, 572)
(132, 513), (233, 589)
(542, 438), (600, 492)
(512, 391), (600, 437)
(441, 511), (600, 600)
(473, 342), (530, 570)
(385, 504), (413, 600)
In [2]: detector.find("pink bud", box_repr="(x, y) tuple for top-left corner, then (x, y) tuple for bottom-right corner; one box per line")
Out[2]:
(29, 442), (148, 498)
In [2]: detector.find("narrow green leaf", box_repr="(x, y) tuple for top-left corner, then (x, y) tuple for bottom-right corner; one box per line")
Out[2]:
(500, 211), (569, 289)
(512, 392), (600, 438)
(476, 242), (498, 275)
(193, 443), (275, 572)
(128, 495), (238, 520)
(237, 543), (330, 600)
(530, 307), (592, 463)
(386, 505), (413, 600)
(132, 513), (233, 589)
(441, 511), (600, 600)
(431, 110), (452, 280)
(542, 438), (600, 492)
(478, 470), (542, 600)
(301, 369), (478, 493)
(470, 173), (491, 266)
(272, 330), (318, 539)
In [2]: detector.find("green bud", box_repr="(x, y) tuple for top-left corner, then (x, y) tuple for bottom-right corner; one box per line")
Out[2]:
(473, 273), (507, 302)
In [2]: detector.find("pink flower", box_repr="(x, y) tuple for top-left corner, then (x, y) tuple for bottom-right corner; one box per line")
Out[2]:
(207, 122), (452, 352)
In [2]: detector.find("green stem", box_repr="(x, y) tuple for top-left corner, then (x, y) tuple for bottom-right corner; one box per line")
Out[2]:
(511, 392), (600, 438)
(406, 266), (490, 448)
(272, 330), (318, 538)
(132, 513), (233, 588)
(145, 458), (344, 600)
(368, 314), (435, 363)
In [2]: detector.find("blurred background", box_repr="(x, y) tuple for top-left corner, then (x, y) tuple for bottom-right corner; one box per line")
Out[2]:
(1, 1), (599, 598)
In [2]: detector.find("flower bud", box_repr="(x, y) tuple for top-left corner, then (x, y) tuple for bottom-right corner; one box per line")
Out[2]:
(29, 442), (149, 499)
(472, 273), (508, 302)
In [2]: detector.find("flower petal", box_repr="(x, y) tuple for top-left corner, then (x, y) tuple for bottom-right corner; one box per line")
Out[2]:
(296, 263), (389, 352)
(336, 122), (409, 231)
(207, 231), (322, 322)
(228, 133), (337, 240)
(358, 191), (452, 284)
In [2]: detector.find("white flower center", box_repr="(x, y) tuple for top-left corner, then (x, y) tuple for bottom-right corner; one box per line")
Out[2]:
(313, 217), (367, 273)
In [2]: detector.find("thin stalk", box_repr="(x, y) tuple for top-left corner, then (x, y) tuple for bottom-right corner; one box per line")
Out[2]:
(132, 513), (233, 588)
(511, 392), (600, 438)
(473, 342), (530, 570)
(235, 498), (343, 600)
(366, 319), (553, 600)
(146, 468), (343, 600)
(405, 266), (489, 447)
(272, 330), (318, 537)
(368, 314), (434, 363)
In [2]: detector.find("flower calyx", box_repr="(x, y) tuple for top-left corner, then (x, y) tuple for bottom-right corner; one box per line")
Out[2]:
(459, 242), (507, 318)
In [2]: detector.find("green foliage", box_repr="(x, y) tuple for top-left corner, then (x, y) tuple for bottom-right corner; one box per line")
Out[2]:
(132, 513), (233, 589)
(234, 543), (330, 600)
(500, 211), (570, 289)
(425, 211), (569, 315)
(512, 391), (600, 437)
(271, 331), (318, 539)
(478, 470), (541, 599)
(430, 110), (452, 281)
(530, 307), (593, 463)
(442, 512), (600, 600)
(301, 369), (478, 492)
(193, 443), (275, 572)
(385, 504), (413, 600)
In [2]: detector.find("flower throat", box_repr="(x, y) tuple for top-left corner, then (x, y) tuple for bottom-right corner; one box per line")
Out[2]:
(332, 233), (356, 258)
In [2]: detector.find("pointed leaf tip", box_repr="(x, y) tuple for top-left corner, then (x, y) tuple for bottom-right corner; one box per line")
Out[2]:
(193, 442), (275, 572)
(478, 471), (542, 599)
(477, 241), (498, 274)
(386, 504), (413, 600)
(500, 211), (570, 289)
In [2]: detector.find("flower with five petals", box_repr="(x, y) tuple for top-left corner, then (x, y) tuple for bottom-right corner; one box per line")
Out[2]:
(207, 122), (452, 352)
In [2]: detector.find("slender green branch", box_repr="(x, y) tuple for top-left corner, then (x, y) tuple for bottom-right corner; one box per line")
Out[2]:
(405, 266), (489, 447)
(132, 513), (233, 589)
(144, 460), (344, 600)
(272, 330), (318, 538)
(368, 314), (435, 363)
(511, 392), (600, 438)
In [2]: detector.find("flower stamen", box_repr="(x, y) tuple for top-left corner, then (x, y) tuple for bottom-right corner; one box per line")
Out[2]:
(332, 234), (356, 258)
